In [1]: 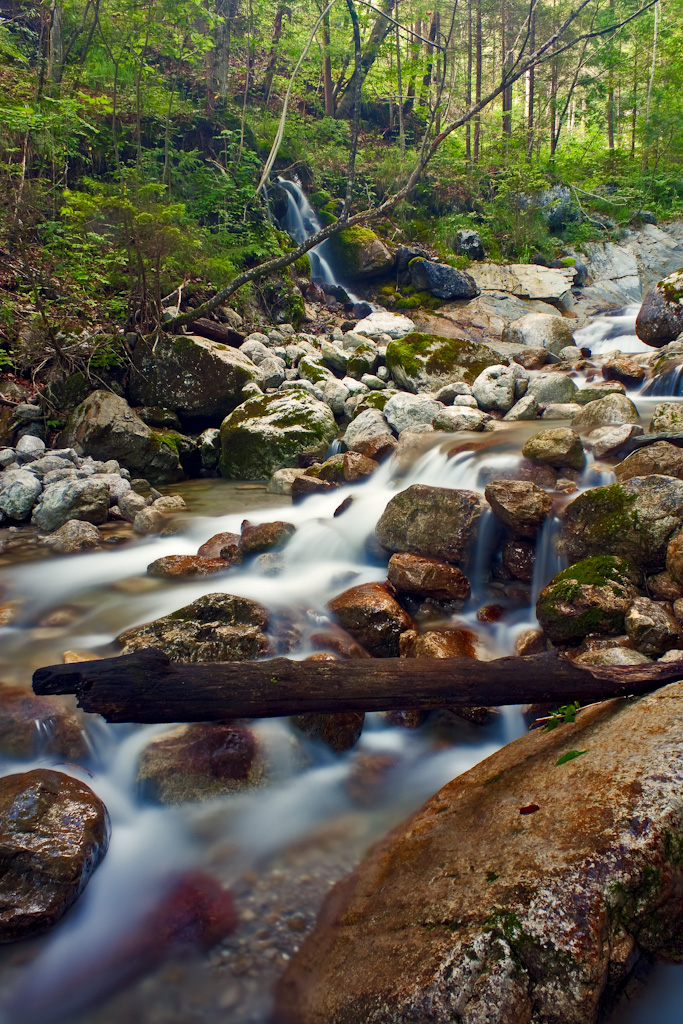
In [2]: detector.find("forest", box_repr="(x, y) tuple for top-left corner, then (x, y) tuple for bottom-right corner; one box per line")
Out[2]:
(0, 0), (679, 374)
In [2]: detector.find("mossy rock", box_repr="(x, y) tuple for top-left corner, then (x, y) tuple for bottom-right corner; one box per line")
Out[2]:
(385, 332), (500, 393)
(293, 254), (312, 277)
(219, 388), (337, 480)
(353, 390), (395, 417)
(536, 555), (640, 643)
(327, 226), (394, 280)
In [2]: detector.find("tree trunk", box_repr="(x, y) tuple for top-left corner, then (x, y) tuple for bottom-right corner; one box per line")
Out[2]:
(643, 0), (659, 171)
(526, 8), (535, 158)
(32, 650), (683, 724)
(322, 8), (335, 116)
(395, 0), (405, 155)
(263, 3), (287, 102)
(466, 0), (472, 161)
(47, 1), (64, 92)
(473, 0), (482, 161)
(336, 0), (394, 119)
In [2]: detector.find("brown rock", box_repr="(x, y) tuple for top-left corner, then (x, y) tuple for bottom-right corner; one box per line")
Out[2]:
(518, 458), (557, 489)
(574, 647), (651, 666)
(666, 531), (683, 586)
(345, 753), (401, 805)
(513, 347), (547, 370)
(309, 629), (372, 660)
(137, 723), (270, 803)
(292, 712), (365, 753)
(602, 356), (645, 388)
(514, 629), (546, 656)
(484, 480), (552, 539)
(46, 520), (102, 554)
(381, 710), (428, 729)
(522, 427), (586, 471)
(291, 476), (338, 501)
(376, 484), (482, 565)
(399, 628), (477, 659)
(387, 553), (471, 602)
(274, 685), (683, 1024)
(0, 685), (87, 760)
(0, 769), (109, 942)
(146, 555), (229, 579)
(327, 583), (414, 658)
(347, 434), (398, 462)
(625, 596), (683, 656)
(502, 537), (535, 583)
(589, 424), (644, 460)
(341, 451), (379, 482)
(647, 570), (683, 602)
(239, 520), (296, 555)
(197, 531), (241, 559)
(133, 507), (166, 535)
(62, 650), (101, 664)
(615, 441), (683, 482)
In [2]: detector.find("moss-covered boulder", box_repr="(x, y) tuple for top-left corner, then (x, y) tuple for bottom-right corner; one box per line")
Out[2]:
(635, 269), (683, 347)
(58, 390), (183, 484)
(219, 388), (337, 480)
(385, 332), (500, 394)
(327, 227), (394, 279)
(536, 555), (640, 643)
(522, 427), (586, 471)
(376, 484), (483, 565)
(129, 334), (261, 426)
(562, 476), (683, 572)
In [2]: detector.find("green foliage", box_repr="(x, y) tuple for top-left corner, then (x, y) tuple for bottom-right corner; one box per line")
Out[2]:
(555, 749), (588, 766)
(544, 702), (581, 732)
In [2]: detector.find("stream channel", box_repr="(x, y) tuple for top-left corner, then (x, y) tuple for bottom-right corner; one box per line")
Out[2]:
(0, 307), (681, 1022)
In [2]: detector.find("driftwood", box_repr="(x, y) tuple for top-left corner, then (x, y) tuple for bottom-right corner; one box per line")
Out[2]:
(190, 317), (245, 347)
(32, 649), (683, 724)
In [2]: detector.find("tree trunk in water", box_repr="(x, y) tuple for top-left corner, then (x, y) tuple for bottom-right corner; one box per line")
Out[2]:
(32, 650), (683, 724)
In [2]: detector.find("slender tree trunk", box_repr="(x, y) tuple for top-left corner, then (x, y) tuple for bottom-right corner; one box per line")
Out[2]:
(630, 42), (638, 159)
(263, 3), (287, 103)
(335, 0), (394, 118)
(549, 0), (558, 158)
(466, 0), (472, 161)
(643, 0), (659, 171)
(473, 0), (482, 161)
(47, 0), (64, 93)
(526, 8), (535, 158)
(322, 8), (335, 115)
(395, 0), (405, 155)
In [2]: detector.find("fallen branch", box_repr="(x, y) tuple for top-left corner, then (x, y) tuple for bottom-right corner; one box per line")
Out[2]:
(32, 649), (683, 725)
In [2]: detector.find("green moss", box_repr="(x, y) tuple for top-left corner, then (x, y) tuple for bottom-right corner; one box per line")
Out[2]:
(565, 484), (638, 549)
(559, 256), (576, 267)
(299, 357), (330, 383)
(659, 270), (683, 304)
(309, 190), (332, 209)
(328, 226), (381, 274)
(536, 554), (638, 641)
(294, 254), (312, 277)
(353, 390), (391, 416)
(385, 332), (499, 384)
(318, 210), (337, 227)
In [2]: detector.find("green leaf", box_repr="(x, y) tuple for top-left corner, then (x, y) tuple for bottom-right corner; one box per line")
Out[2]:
(556, 750), (588, 767)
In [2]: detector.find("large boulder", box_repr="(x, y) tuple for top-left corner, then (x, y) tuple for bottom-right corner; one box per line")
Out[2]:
(536, 555), (640, 643)
(31, 478), (110, 533)
(327, 583), (414, 658)
(275, 684), (683, 1024)
(387, 553), (471, 602)
(502, 313), (575, 356)
(376, 484), (482, 565)
(0, 769), (109, 941)
(385, 333), (500, 393)
(408, 258), (479, 300)
(327, 227), (394, 279)
(615, 441), (683, 482)
(471, 364), (517, 413)
(117, 592), (270, 662)
(58, 391), (183, 484)
(526, 373), (579, 407)
(522, 427), (586, 471)
(129, 334), (261, 424)
(625, 596), (683, 656)
(635, 269), (683, 346)
(562, 476), (683, 572)
(570, 393), (639, 434)
(0, 469), (42, 521)
(219, 388), (337, 480)
(383, 393), (441, 434)
(354, 311), (415, 339)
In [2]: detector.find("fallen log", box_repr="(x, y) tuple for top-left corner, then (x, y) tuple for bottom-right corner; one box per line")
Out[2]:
(191, 317), (245, 347)
(32, 649), (683, 724)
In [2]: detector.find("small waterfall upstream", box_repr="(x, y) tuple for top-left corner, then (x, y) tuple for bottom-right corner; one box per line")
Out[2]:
(1, 303), (682, 1023)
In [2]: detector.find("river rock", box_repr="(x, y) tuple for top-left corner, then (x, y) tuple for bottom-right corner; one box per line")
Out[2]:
(58, 391), (183, 484)
(0, 769), (109, 942)
(502, 312), (575, 356)
(354, 311), (416, 339)
(574, 647), (652, 666)
(571, 393), (639, 434)
(666, 531), (683, 586)
(291, 710), (365, 753)
(117, 592), (270, 661)
(385, 333), (500, 393)
(408, 258), (479, 300)
(602, 356), (645, 388)
(563, 476), (683, 572)
(635, 270), (683, 346)
(342, 408), (392, 450)
(387, 553), (471, 602)
(376, 485), (482, 565)
(484, 480), (552, 538)
(309, 452), (378, 484)
(327, 227), (393, 279)
(117, 490), (148, 521)
(522, 428), (586, 471)
(267, 468), (308, 494)
(399, 628), (476, 659)
(132, 507), (166, 535)
(503, 395), (540, 421)
(219, 388), (336, 480)
(137, 723), (271, 803)
(575, 380), (626, 405)
(147, 555), (229, 579)
(197, 531), (241, 560)
(276, 684), (683, 1024)
(383, 393), (441, 434)
(46, 519), (102, 554)
(0, 685), (87, 760)
(526, 372), (579, 406)
(615, 441), (683, 482)
(129, 334), (261, 424)
(589, 424), (644, 460)
(0, 469), (42, 521)
(15, 435), (45, 463)
(542, 402), (581, 420)
(327, 583), (414, 658)
(239, 520), (295, 554)
(536, 555), (639, 643)
(432, 408), (493, 432)
(454, 229), (484, 261)
(625, 596), (683, 656)
(502, 537), (535, 583)
(31, 478), (110, 533)
(649, 403), (683, 433)
(322, 378), (350, 416)
(471, 365), (516, 413)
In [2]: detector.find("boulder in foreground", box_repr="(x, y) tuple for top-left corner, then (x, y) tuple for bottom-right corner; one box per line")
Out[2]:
(275, 684), (683, 1024)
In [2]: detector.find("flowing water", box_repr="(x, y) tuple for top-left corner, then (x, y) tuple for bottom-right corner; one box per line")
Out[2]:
(0, 305), (681, 1023)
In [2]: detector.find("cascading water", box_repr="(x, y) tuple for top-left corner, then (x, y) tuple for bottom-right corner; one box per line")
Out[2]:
(573, 305), (651, 356)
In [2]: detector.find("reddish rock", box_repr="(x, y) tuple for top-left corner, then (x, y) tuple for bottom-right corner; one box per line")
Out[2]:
(387, 553), (471, 602)
(514, 628), (546, 656)
(0, 769), (109, 942)
(0, 685), (87, 760)
(197, 531), (241, 559)
(309, 629), (372, 660)
(399, 628), (477, 659)
(239, 520), (296, 555)
(342, 451), (379, 482)
(346, 434), (398, 462)
(345, 753), (400, 805)
(518, 458), (557, 489)
(292, 476), (338, 501)
(647, 570), (683, 601)
(327, 583), (414, 658)
(292, 712), (365, 753)
(381, 709), (428, 729)
(146, 555), (229, 579)
(477, 603), (505, 622)
(484, 479), (553, 539)
(137, 723), (269, 803)
(667, 531), (683, 587)
(502, 537), (536, 583)
(602, 356), (645, 389)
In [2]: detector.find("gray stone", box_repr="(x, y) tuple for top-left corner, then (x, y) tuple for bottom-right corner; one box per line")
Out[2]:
(24, 455), (72, 479)
(267, 468), (308, 495)
(31, 479), (110, 533)
(636, 270), (683, 347)
(354, 311), (416, 340)
(454, 229), (484, 260)
(432, 408), (493, 432)
(259, 356), (286, 389)
(117, 491), (149, 521)
(15, 435), (45, 464)
(0, 470), (42, 521)
(342, 408), (393, 449)
(46, 519), (102, 554)
(589, 424), (644, 459)
(471, 364), (516, 413)
(526, 373), (579, 406)
(571, 393), (640, 434)
(239, 339), (270, 364)
(199, 427), (221, 471)
(323, 379), (351, 417)
(320, 341), (348, 373)
(503, 395), (540, 421)
(435, 382), (472, 404)
(625, 596), (683, 656)
(408, 258), (479, 300)
(542, 403), (581, 420)
(13, 403), (43, 422)
(502, 312), (576, 356)
(649, 403), (683, 433)
(0, 449), (15, 469)
(383, 393), (442, 434)
(452, 395), (479, 408)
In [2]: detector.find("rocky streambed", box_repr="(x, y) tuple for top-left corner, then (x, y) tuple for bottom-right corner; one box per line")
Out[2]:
(3, 248), (683, 1022)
